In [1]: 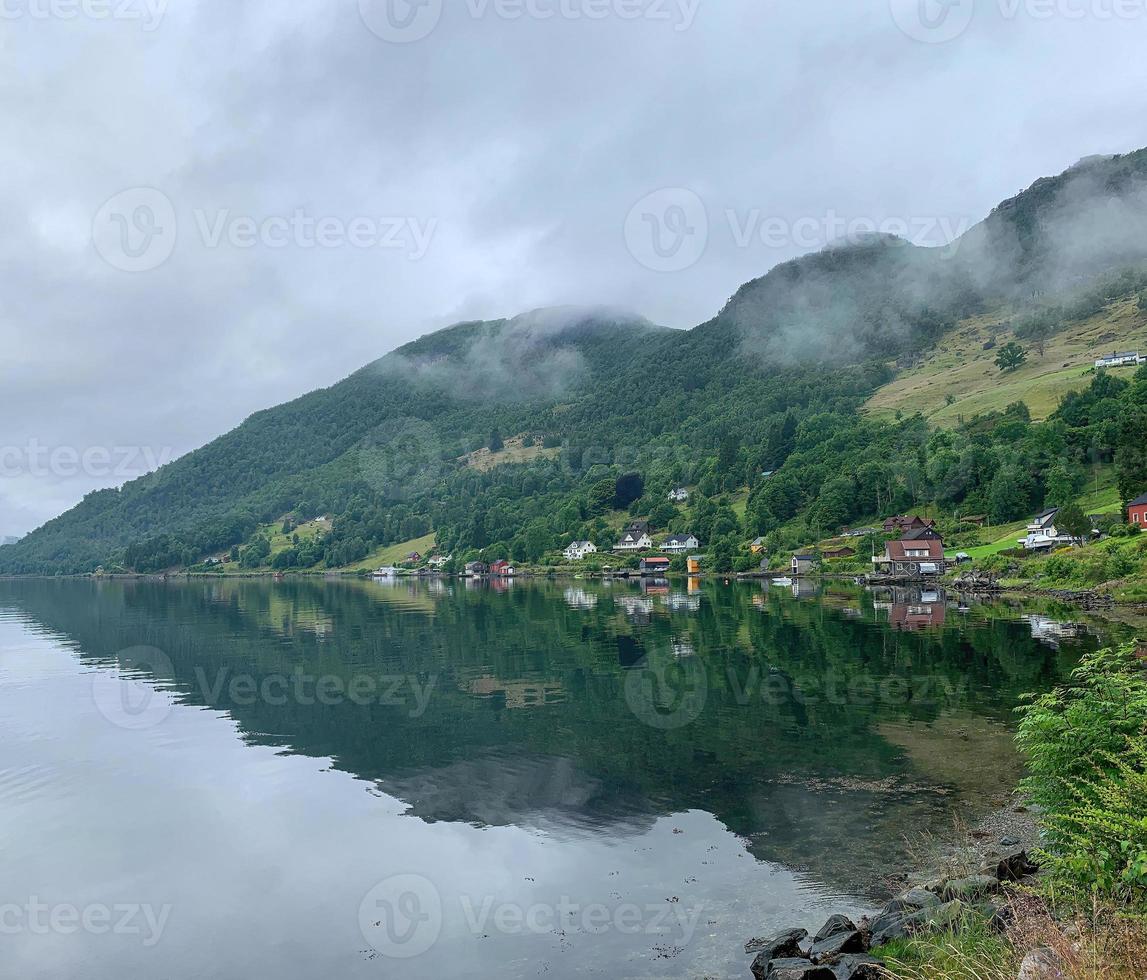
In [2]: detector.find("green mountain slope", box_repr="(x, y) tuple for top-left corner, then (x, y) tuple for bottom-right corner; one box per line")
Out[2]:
(7, 148), (1147, 576)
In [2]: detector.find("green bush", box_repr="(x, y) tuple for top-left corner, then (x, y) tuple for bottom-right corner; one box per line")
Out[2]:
(1017, 644), (1147, 911)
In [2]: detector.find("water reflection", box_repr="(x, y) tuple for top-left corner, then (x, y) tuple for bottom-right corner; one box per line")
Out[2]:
(0, 578), (1117, 979)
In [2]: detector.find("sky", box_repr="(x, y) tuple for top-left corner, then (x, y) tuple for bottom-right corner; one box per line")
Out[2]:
(1, 0), (1146, 538)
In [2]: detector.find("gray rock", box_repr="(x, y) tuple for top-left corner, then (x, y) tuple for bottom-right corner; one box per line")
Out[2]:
(749, 928), (809, 979)
(831, 954), (886, 980)
(869, 907), (926, 947)
(809, 928), (867, 962)
(767, 959), (837, 980)
(899, 887), (941, 909)
(747, 927), (808, 957)
(813, 914), (857, 943)
(1018, 947), (1066, 980)
(996, 848), (1039, 882)
(942, 875), (1000, 902)
(927, 899), (970, 932)
(1000, 835), (1021, 848)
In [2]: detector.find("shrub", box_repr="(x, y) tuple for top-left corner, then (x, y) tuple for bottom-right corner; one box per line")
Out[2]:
(1017, 644), (1147, 912)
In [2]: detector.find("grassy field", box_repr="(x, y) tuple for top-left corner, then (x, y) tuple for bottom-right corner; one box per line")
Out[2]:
(866, 297), (1147, 425)
(461, 434), (561, 472)
(339, 532), (438, 572)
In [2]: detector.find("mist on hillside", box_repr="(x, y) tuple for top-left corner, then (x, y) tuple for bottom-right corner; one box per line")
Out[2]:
(724, 150), (1147, 367)
(373, 305), (655, 402)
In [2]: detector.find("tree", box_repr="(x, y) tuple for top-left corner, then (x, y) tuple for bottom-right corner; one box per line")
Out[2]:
(587, 479), (616, 517)
(613, 472), (645, 510)
(995, 342), (1027, 373)
(488, 430), (504, 453)
(1054, 502), (1090, 544)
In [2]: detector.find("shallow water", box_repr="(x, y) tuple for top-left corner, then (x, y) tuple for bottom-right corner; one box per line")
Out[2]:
(0, 578), (1106, 978)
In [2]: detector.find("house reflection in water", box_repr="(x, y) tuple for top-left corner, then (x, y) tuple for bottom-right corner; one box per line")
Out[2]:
(873, 587), (948, 631)
(1022, 614), (1088, 650)
(666, 591), (702, 613)
(462, 675), (565, 709)
(564, 587), (599, 610)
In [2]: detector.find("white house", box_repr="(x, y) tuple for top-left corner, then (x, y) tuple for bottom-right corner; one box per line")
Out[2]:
(1019, 508), (1076, 551)
(667, 488), (690, 503)
(427, 554), (453, 568)
(615, 530), (653, 552)
(1095, 351), (1145, 369)
(660, 534), (700, 554)
(563, 541), (597, 561)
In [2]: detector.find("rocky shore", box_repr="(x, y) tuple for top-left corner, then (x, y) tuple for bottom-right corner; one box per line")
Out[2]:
(743, 842), (1041, 979)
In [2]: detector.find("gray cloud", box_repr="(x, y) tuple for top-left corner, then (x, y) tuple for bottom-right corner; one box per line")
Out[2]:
(2, 0), (1146, 535)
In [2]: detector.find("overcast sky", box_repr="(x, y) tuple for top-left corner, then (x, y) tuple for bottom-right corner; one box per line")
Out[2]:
(1, 0), (1145, 537)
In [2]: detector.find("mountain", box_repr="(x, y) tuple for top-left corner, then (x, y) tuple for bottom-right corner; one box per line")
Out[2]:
(6, 148), (1147, 576)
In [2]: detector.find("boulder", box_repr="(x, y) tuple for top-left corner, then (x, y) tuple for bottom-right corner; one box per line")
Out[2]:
(942, 875), (1000, 902)
(766, 959), (837, 980)
(927, 899), (970, 932)
(831, 954), (886, 980)
(1018, 947), (1066, 980)
(868, 907), (927, 947)
(749, 929), (809, 979)
(747, 927), (808, 958)
(813, 914), (857, 943)
(808, 927), (867, 962)
(995, 848), (1039, 882)
(899, 887), (941, 909)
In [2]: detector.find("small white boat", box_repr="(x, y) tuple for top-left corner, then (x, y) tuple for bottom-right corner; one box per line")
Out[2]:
(771, 577), (793, 587)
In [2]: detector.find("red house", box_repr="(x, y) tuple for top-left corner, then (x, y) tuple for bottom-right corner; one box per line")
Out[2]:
(1128, 493), (1147, 526)
(882, 515), (937, 534)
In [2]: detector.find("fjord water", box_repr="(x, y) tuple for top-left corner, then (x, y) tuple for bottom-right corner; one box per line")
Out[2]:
(0, 578), (1102, 979)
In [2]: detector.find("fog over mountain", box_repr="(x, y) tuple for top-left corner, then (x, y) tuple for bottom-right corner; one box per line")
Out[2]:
(3, 0), (1147, 536)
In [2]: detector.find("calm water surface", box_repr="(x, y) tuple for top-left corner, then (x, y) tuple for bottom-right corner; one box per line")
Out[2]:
(0, 578), (1112, 979)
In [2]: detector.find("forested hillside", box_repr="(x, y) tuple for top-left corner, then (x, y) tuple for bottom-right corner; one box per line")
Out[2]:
(6, 148), (1147, 575)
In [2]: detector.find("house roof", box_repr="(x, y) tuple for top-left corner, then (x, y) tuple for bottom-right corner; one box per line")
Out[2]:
(1129, 493), (1147, 507)
(662, 534), (696, 544)
(642, 556), (671, 564)
(885, 539), (945, 561)
(567, 541), (593, 548)
(792, 553), (818, 561)
(1032, 508), (1058, 527)
(902, 526), (942, 541)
